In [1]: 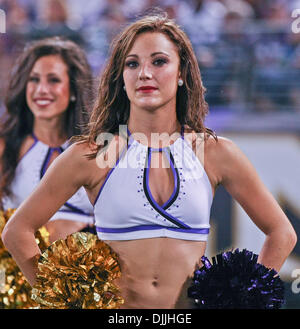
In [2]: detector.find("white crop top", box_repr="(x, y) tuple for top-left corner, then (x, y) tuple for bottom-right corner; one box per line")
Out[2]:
(94, 128), (213, 241)
(2, 134), (94, 224)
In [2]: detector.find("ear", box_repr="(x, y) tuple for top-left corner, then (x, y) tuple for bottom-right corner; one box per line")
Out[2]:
(178, 69), (183, 81)
(178, 71), (184, 86)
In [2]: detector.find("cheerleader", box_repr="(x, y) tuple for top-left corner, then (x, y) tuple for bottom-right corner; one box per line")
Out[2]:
(2, 14), (297, 308)
(0, 37), (95, 243)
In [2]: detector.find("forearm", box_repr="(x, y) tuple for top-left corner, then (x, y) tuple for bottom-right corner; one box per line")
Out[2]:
(2, 227), (41, 286)
(258, 229), (297, 273)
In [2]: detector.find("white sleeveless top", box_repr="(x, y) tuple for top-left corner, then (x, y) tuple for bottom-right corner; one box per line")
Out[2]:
(2, 135), (94, 224)
(94, 128), (213, 241)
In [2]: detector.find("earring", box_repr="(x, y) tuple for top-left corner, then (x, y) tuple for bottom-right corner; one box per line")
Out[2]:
(123, 85), (126, 91)
(70, 95), (76, 102)
(178, 79), (183, 87)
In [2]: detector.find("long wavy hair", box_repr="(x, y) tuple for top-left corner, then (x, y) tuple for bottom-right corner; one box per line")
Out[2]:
(0, 37), (94, 203)
(76, 11), (217, 157)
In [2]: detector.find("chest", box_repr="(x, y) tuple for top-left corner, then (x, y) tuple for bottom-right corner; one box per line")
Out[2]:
(95, 140), (212, 221)
(146, 151), (176, 207)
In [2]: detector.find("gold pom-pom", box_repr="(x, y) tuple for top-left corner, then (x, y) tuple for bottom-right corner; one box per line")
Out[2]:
(31, 232), (124, 309)
(35, 226), (50, 252)
(0, 208), (50, 309)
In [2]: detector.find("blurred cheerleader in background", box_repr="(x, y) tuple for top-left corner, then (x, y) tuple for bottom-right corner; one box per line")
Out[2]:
(0, 37), (95, 242)
(0, 36), (97, 308)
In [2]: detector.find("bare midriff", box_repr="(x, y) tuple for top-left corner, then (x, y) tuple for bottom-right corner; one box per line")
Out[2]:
(105, 237), (206, 309)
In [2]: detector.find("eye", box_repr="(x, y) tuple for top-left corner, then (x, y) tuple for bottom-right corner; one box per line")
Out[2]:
(125, 60), (139, 69)
(48, 77), (61, 83)
(153, 58), (168, 66)
(28, 76), (39, 83)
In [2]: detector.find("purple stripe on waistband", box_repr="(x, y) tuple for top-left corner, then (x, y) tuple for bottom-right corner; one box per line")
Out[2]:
(96, 225), (209, 234)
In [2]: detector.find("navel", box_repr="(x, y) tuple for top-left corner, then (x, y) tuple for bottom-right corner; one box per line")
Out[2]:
(152, 276), (159, 287)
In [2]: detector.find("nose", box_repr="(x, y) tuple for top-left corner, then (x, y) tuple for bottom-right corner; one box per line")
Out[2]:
(138, 62), (152, 80)
(35, 80), (50, 95)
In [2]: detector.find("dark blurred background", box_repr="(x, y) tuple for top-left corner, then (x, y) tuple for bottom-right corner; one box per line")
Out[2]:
(0, 0), (300, 308)
(2, 0), (300, 115)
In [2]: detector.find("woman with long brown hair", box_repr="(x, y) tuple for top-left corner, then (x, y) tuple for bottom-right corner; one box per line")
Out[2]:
(0, 37), (95, 243)
(2, 13), (297, 308)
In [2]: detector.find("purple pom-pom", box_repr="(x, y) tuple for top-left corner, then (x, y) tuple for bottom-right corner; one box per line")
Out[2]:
(187, 248), (285, 309)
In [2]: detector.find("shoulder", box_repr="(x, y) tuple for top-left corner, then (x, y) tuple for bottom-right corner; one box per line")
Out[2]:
(93, 133), (127, 168)
(95, 133), (127, 152)
(182, 125), (238, 156)
(62, 139), (125, 189)
(66, 134), (127, 165)
(61, 141), (98, 166)
(40, 140), (102, 190)
(204, 135), (255, 186)
(204, 136), (250, 185)
(0, 135), (39, 161)
(183, 126), (239, 162)
(204, 135), (240, 160)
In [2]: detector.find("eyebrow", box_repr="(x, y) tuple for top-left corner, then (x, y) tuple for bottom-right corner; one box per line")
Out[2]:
(126, 51), (170, 59)
(29, 72), (60, 76)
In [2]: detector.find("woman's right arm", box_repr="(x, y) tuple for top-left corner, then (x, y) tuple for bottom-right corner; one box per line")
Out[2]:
(1, 142), (98, 286)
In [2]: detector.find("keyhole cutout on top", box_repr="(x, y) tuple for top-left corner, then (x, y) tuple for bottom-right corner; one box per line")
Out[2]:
(147, 149), (176, 208)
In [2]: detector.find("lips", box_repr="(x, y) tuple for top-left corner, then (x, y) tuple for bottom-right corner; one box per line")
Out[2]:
(137, 86), (158, 92)
(34, 98), (53, 106)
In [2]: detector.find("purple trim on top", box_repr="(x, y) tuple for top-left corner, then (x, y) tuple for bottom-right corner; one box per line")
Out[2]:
(63, 201), (92, 216)
(31, 132), (38, 142)
(145, 148), (190, 229)
(40, 147), (63, 177)
(56, 208), (92, 216)
(161, 148), (178, 209)
(96, 225), (209, 234)
(31, 137), (89, 216)
(40, 148), (53, 178)
(19, 137), (38, 162)
(93, 142), (132, 207)
(180, 125), (185, 139)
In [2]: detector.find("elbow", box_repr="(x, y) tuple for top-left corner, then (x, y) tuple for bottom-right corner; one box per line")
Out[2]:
(1, 222), (14, 252)
(288, 227), (297, 252)
(282, 225), (297, 255)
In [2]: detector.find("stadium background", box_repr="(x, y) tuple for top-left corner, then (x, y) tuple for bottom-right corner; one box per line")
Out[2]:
(0, 0), (299, 308)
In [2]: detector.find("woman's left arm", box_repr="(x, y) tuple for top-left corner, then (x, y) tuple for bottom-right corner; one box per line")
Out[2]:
(210, 137), (297, 272)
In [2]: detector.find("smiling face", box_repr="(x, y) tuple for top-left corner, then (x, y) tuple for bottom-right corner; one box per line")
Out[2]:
(123, 32), (181, 112)
(26, 55), (71, 121)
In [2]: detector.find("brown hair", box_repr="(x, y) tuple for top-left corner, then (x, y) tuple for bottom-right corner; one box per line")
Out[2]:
(0, 37), (94, 203)
(76, 11), (216, 156)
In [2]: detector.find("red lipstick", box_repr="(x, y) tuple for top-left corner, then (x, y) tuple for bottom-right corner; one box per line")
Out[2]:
(137, 86), (158, 93)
